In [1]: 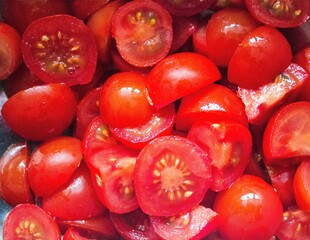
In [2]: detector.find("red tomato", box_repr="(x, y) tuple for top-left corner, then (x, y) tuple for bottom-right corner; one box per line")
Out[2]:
(87, 0), (124, 63)
(192, 14), (211, 57)
(99, 72), (154, 128)
(21, 14), (98, 86)
(63, 227), (89, 240)
(237, 62), (309, 125)
(213, 174), (283, 240)
(1, 83), (77, 141)
(134, 135), (212, 216)
(71, 0), (110, 20)
(146, 52), (221, 109)
(228, 25), (292, 89)
(109, 103), (175, 149)
(244, 0), (309, 28)
(3, 203), (61, 239)
(28, 136), (83, 197)
(2, 0), (71, 34)
(110, 208), (161, 240)
(41, 163), (106, 220)
(0, 142), (34, 206)
(150, 206), (220, 240)
(153, 0), (215, 16)
(187, 120), (252, 192)
(205, 7), (260, 67)
(111, 0), (173, 67)
(175, 83), (248, 131)
(293, 159), (310, 211)
(263, 101), (310, 166)
(0, 22), (22, 81)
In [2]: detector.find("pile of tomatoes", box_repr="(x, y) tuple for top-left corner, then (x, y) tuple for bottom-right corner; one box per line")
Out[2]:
(0, 0), (309, 239)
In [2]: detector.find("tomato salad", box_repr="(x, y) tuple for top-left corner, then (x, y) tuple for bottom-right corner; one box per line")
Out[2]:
(0, 0), (309, 239)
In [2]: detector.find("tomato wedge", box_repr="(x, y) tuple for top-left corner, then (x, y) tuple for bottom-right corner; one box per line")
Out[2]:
(21, 14), (98, 86)
(293, 159), (310, 210)
(111, 0), (173, 67)
(134, 135), (212, 216)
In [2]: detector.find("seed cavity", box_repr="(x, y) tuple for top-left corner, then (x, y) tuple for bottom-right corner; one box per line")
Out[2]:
(16, 220), (41, 239)
(262, 0), (301, 17)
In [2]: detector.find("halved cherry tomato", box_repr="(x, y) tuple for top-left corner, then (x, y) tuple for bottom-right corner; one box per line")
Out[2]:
(187, 120), (252, 192)
(213, 174), (283, 240)
(110, 208), (161, 240)
(134, 135), (212, 216)
(99, 71), (154, 128)
(237, 62), (308, 125)
(244, 0), (310, 28)
(146, 52), (221, 109)
(153, 0), (215, 16)
(175, 83), (248, 131)
(111, 0), (173, 67)
(1, 83), (78, 141)
(0, 142), (34, 206)
(0, 22), (22, 80)
(21, 14), (98, 86)
(71, 0), (110, 20)
(41, 163), (106, 220)
(28, 136), (83, 197)
(192, 13), (211, 57)
(293, 159), (310, 210)
(150, 205), (220, 240)
(263, 101), (310, 166)
(3, 203), (61, 240)
(109, 103), (175, 149)
(228, 25), (292, 89)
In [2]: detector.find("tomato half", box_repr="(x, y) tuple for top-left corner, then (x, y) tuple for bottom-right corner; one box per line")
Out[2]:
(244, 0), (310, 28)
(293, 159), (310, 210)
(21, 14), (98, 86)
(146, 52), (221, 109)
(1, 83), (77, 141)
(187, 120), (252, 192)
(3, 203), (61, 240)
(263, 101), (310, 166)
(213, 174), (283, 240)
(134, 135), (212, 216)
(111, 0), (173, 67)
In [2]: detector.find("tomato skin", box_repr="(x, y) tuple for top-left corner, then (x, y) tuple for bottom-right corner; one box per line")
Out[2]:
(1, 83), (78, 141)
(71, 0), (110, 20)
(0, 142), (34, 206)
(147, 52), (221, 109)
(42, 163), (106, 220)
(293, 159), (310, 211)
(28, 136), (83, 197)
(134, 135), (212, 216)
(99, 72), (154, 128)
(192, 14), (211, 57)
(263, 101), (310, 166)
(3, 203), (61, 240)
(228, 25), (292, 89)
(205, 7), (260, 67)
(21, 14), (98, 86)
(176, 83), (248, 131)
(213, 174), (283, 240)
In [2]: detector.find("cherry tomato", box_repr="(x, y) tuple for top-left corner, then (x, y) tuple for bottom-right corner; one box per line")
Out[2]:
(150, 206), (220, 240)
(187, 120), (252, 192)
(176, 83), (248, 131)
(263, 101), (310, 166)
(28, 136), (83, 197)
(111, 0), (173, 67)
(293, 159), (310, 210)
(192, 14), (211, 57)
(0, 142), (34, 206)
(1, 83), (77, 141)
(109, 103), (175, 149)
(99, 71), (154, 128)
(134, 135), (212, 216)
(21, 14), (98, 86)
(146, 52), (221, 109)
(3, 203), (61, 239)
(41, 163), (106, 220)
(0, 22), (22, 81)
(63, 227), (90, 240)
(228, 25), (292, 89)
(71, 0), (110, 20)
(244, 0), (310, 28)
(213, 174), (283, 240)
